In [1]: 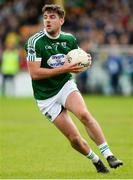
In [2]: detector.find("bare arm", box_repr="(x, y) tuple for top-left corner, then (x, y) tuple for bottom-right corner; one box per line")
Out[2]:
(27, 60), (83, 80)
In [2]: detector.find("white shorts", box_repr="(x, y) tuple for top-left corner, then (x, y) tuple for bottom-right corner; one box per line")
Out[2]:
(36, 79), (78, 122)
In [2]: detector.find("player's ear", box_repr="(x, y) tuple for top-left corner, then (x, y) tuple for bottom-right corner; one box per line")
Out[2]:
(60, 18), (64, 26)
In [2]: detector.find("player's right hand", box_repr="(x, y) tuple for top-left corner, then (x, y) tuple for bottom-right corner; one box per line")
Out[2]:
(62, 60), (83, 73)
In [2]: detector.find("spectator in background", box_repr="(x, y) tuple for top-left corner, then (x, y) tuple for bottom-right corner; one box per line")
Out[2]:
(1, 42), (20, 96)
(105, 54), (123, 94)
(127, 52), (133, 94)
(103, 35), (123, 94)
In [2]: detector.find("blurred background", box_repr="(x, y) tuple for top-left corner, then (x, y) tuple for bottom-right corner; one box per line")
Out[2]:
(0, 0), (133, 97)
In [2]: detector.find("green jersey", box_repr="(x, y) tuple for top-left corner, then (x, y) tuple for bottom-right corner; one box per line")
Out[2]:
(25, 30), (78, 100)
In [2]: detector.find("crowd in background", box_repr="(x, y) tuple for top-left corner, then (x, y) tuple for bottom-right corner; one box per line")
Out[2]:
(0, 0), (133, 96)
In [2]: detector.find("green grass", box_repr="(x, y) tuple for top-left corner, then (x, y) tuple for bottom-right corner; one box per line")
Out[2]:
(0, 96), (133, 179)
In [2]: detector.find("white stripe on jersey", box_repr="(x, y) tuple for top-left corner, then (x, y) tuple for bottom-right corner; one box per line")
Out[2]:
(27, 31), (45, 61)
(28, 31), (44, 47)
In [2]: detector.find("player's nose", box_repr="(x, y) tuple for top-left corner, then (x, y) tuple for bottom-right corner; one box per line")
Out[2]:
(46, 16), (51, 22)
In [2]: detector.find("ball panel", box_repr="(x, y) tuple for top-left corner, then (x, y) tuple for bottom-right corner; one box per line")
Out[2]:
(67, 48), (92, 71)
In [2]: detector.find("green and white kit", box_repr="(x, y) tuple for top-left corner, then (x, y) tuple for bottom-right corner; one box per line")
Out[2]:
(25, 30), (79, 121)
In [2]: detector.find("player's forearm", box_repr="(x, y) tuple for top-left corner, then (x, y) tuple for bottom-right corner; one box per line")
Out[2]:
(30, 66), (68, 80)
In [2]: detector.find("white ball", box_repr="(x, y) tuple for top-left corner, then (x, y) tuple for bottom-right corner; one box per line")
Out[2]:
(67, 48), (92, 71)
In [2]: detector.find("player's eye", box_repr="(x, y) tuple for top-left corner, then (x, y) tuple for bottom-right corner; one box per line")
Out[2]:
(50, 15), (56, 19)
(44, 15), (47, 19)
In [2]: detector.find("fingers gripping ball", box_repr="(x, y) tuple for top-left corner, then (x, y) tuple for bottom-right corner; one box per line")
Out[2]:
(67, 48), (92, 71)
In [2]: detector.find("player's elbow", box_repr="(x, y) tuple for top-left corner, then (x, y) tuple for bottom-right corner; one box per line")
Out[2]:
(30, 71), (40, 80)
(31, 74), (39, 80)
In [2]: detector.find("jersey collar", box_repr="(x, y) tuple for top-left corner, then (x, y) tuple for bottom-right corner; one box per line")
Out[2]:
(44, 29), (61, 39)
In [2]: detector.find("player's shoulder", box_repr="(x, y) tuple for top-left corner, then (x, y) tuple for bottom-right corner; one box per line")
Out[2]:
(27, 30), (45, 46)
(61, 31), (76, 40)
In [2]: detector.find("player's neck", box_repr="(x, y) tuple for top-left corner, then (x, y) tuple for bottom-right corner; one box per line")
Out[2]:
(44, 29), (61, 39)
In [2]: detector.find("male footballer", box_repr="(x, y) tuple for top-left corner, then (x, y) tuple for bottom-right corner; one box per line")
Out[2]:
(25, 4), (123, 173)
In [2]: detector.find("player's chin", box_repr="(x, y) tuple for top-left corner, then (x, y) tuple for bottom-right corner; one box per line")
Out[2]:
(46, 26), (52, 31)
(47, 29), (55, 34)
(46, 28), (52, 32)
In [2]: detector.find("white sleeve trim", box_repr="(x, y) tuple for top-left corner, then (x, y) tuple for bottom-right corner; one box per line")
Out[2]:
(26, 57), (42, 61)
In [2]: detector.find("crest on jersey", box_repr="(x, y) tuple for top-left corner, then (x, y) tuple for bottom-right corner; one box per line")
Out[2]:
(47, 54), (66, 68)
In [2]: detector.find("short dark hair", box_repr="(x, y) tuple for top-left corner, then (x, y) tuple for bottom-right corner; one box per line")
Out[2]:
(42, 4), (65, 18)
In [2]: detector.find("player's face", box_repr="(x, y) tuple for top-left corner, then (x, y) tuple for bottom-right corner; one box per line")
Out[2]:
(43, 11), (64, 36)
